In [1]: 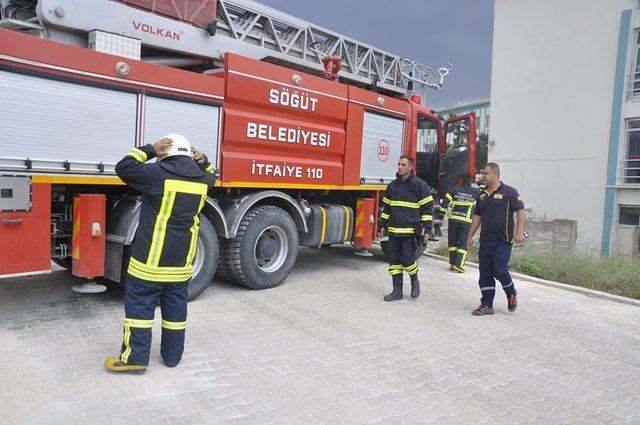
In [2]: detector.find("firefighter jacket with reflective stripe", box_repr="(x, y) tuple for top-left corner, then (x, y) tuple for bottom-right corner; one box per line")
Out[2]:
(379, 171), (433, 236)
(439, 184), (480, 224)
(115, 145), (216, 283)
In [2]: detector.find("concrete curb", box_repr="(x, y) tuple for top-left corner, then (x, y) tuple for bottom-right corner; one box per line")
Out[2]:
(425, 252), (640, 308)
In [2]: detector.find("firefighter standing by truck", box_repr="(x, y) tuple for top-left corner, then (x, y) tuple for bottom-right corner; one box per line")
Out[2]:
(104, 134), (216, 373)
(438, 173), (479, 273)
(379, 156), (434, 301)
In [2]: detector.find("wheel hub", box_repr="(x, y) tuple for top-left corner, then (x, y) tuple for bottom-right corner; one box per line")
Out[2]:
(258, 235), (277, 259)
(254, 226), (288, 272)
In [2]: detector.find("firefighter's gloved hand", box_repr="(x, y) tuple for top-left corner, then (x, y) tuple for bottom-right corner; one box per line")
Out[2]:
(191, 147), (206, 164)
(153, 137), (173, 157)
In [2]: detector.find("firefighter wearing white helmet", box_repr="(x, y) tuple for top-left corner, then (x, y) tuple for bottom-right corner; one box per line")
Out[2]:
(105, 134), (216, 374)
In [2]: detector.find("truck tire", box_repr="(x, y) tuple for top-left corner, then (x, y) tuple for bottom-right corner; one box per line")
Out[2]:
(224, 205), (298, 289)
(186, 216), (218, 301)
(214, 237), (231, 281)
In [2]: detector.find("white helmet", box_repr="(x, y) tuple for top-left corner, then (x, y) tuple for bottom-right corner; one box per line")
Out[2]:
(158, 133), (192, 160)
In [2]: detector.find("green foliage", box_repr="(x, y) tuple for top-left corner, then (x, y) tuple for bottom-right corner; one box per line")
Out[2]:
(510, 252), (640, 299)
(476, 132), (494, 171)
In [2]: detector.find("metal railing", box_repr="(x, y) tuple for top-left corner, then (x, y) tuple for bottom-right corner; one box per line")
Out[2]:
(625, 73), (640, 100)
(618, 158), (640, 185)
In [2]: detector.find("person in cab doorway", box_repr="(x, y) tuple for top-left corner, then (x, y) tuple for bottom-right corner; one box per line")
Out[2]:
(378, 155), (434, 301)
(466, 163), (526, 316)
(104, 134), (216, 373)
(438, 173), (479, 273)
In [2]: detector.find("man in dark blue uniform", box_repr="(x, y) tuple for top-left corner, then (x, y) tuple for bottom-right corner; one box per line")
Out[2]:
(466, 163), (526, 316)
(438, 173), (479, 273)
(104, 134), (216, 373)
(379, 155), (433, 301)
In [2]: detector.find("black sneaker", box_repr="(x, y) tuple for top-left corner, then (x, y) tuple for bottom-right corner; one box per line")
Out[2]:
(508, 290), (518, 312)
(472, 305), (494, 316)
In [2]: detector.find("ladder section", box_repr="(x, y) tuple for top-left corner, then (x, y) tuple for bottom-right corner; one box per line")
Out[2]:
(216, 0), (443, 95)
(11, 0), (450, 96)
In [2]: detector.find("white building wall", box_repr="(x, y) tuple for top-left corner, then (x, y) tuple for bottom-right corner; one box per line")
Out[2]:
(490, 0), (636, 252)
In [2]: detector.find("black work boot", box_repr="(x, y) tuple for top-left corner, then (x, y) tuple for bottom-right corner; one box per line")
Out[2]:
(410, 274), (420, 299)
(384, 275), (403, 301)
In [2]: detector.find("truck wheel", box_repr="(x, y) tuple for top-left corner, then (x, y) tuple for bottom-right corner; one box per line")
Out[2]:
(224, 205), (298, 289)
(186, 216), (218, 301)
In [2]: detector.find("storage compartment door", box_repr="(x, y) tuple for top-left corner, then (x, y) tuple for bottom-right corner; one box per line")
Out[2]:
(0, 70), (137, 174)
(360, 112), (404, 184)
(143, 96), (221, 169)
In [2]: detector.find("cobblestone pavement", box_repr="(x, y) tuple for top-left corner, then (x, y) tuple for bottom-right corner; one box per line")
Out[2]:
(1, 245), (639, 424)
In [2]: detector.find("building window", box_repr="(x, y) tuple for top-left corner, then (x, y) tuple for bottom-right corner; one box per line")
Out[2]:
(486, 114), (490, 129)
(624, 120), (640, 184)
(632, 32), (640, 97)
(619, 206), (640, 225)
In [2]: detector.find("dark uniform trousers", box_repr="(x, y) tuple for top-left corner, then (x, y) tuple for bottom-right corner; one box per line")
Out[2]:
(478, 241), (515, 307)
(121, 276), (188, 366)
(448, 221), (470, 269)
(386, 235), (419, 277)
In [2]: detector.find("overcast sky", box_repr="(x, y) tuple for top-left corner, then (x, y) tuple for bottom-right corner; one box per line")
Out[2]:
(258, 0), (494, 109)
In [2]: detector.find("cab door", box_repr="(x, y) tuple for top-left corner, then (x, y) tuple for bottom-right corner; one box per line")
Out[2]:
(439, 113), (477, 195)
(412, 110), (443, 190)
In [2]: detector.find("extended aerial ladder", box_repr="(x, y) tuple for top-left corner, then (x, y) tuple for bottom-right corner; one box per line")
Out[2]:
(0, 0), (451, 97)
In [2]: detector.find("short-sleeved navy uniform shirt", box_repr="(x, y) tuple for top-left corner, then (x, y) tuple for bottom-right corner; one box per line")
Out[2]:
(473, 182), (524, 244)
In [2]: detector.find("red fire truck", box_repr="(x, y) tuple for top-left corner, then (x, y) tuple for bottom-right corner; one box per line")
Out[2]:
(0, 0), (476, 300)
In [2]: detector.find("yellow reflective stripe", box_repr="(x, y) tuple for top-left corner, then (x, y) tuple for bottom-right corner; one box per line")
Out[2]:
(418, 196), (433, 206)
(120, 325), (132, 363)
(388, 264), (403, 275)
(421, 215), (433, 221)
(448, 247), (458, 252)
(162, 320), (187, 331)
(129, 257), (193, 275)
(164, 179), (208, 196)
(450, 215), (473, 223)
(128, 266), (191, 283)
(380, 212), (390, 219)
(451, 201), (475, 206)
(406, 262), (419, 275)
(186, 194), (207, 266)
(404, 262), (418, 271)
(126, 148), (147, 162)
(458, 248), (469, 266)
(388, 227), (415, 234)
(382, 197), (391, 204)
(148, 190), (176, 266)
(445, 193), (454, 201)
(388, 200), (420, 208)
(439, 207), (447, 212)
(205, 164), (215, 174)
(319, 206), (327, 244)
(124, 318), (154, 328)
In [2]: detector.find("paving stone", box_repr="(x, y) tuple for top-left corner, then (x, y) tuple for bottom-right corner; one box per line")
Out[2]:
(1, 246), (639, 423)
